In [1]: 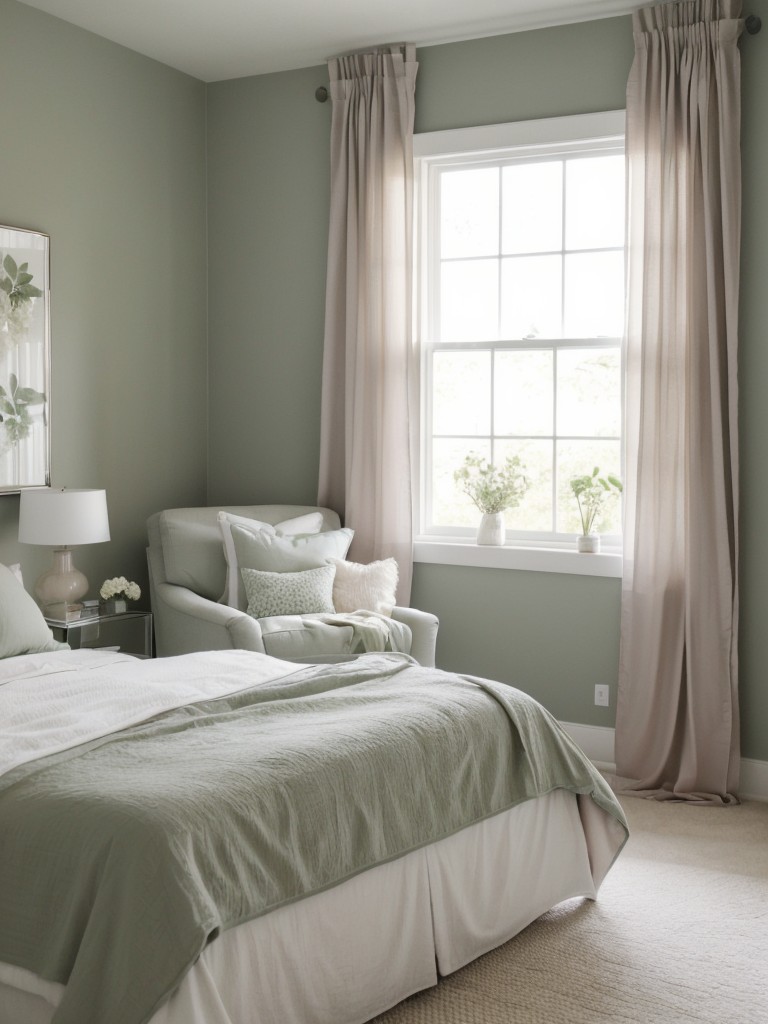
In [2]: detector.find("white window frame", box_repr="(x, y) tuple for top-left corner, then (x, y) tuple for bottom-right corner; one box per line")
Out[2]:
(413, 110), (626, 579)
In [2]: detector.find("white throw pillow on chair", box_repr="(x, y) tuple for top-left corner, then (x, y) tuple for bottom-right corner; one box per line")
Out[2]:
(218, 510), (325, 606)
(221, 514), (353, 610)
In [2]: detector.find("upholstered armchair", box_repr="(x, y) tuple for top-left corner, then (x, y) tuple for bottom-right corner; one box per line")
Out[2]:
(146, 505), (438, 666)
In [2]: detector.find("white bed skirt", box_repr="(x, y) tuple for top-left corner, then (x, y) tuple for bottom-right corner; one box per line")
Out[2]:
(0, 789), (622, 1024)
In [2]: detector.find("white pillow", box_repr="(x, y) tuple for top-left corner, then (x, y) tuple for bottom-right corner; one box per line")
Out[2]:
(225, 523), (354, 610)
(330, 558), (399, 617)
(0, 563), (69, 658)
(8, 563), (23, 586)
(218, 511), (325, 606)
(241, 564), (336, 619)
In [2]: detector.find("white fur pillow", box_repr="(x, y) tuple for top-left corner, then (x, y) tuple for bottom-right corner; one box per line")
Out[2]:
(330, 558), (399, 617)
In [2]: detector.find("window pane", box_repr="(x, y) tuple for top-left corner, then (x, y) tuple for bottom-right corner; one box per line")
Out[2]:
(494, 350), (553, 436)
(440, 167), (499, 259)
(423, 123), (626, 540)
(441, 259), (498, 342)
(557, 348), (621, 438)
(496, 438), (554, 532)
(433, 351), (491, 436)
(563, 251), (624, 338)
(432, 438), (492, 527)
(500, 255), (561, 340)
(565, 155), (625, 251)
(556, 440), (622, 534)
(502, 161), (562, 254)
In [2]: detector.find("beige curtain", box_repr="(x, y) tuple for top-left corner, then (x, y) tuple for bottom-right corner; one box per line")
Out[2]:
(616, 1), (742, 803)
(318, 45), (418, 604)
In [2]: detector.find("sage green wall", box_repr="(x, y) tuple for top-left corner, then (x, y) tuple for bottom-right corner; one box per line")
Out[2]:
(736, 0), (768, 765)
(206, 67), (331, 505)
(0, 0), (208, 596)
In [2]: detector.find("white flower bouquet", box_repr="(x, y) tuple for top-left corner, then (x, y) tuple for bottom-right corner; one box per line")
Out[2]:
(100, 576), (141, 602)
(453, 452), (529, 514)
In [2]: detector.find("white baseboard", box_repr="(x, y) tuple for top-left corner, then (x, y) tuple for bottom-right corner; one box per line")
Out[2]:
(560, 722), (768, 802)
(739, 758), (768, 802)
(561, 721), (616, 770)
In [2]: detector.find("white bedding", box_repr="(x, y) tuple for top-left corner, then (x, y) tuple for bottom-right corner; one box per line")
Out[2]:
(0, 648), (298, 777)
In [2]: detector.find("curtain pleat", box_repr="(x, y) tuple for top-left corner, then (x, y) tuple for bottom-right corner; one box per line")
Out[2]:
(616, 0), (742, 803)
(318, 45), (418, 603)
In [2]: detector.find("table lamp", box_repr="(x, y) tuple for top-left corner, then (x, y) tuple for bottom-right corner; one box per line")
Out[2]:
(18, 488), (110, 619)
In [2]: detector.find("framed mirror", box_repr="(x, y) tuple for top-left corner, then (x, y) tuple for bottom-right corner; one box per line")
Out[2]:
(0, 224), (50, 492)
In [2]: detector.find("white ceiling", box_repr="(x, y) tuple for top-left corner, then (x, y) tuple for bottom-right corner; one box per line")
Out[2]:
(16, 0), (641, 82)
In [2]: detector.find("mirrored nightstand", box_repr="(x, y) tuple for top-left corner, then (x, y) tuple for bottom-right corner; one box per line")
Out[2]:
(45, 609), (154, 659)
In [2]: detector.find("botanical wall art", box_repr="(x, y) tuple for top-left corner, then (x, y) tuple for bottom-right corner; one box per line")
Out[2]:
(0, 225), (50, 491)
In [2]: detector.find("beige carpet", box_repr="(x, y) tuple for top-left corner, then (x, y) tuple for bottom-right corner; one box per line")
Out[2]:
(370, 796), (768, 1024)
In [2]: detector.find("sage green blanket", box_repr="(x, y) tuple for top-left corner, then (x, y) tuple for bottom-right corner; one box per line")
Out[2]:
(0, 652), (627, 1024)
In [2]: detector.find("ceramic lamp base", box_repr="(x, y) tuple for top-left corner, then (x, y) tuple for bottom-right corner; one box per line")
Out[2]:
(34, 547), (89, 616)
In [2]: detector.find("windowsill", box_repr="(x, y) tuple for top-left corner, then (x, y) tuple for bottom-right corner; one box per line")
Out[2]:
(413, 539), (622, 578)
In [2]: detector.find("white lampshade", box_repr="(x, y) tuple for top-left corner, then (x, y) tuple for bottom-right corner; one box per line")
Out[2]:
(19, 488), (110, 546)
(19, 488), (110, 618)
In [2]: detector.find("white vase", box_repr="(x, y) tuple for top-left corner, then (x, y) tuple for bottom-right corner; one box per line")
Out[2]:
(577, 533), (600, 553)
(477, 512), (506, 546)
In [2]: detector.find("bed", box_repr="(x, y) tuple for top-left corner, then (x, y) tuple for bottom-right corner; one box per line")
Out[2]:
(0, 568), (628, 1024)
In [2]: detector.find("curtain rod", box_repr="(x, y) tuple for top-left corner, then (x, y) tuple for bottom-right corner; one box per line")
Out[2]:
(315, 16), (762, 101)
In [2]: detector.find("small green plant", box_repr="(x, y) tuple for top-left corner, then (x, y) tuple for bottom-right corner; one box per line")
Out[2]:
(454, 453), (529, 515)
(0, 252), (44, 354)
(0, 373), (46, 444)
(0, 253), (43, 310)
(570, 467), (622, 535)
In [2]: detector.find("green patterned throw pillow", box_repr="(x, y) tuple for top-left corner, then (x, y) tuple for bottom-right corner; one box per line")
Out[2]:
(241, 564), (336, 619)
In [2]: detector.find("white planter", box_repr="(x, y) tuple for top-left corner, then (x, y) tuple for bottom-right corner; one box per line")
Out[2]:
(477, 512), (506, 546)
(577, 533), (601, 553)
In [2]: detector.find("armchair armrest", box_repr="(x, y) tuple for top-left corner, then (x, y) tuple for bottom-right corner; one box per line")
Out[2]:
(391, 606), (439, 667)
(150, 573), (267, 657)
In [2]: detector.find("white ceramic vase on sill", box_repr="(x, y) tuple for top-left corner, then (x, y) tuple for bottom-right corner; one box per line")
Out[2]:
(577, 533), (601, 553)
(477, 512), (506, 546)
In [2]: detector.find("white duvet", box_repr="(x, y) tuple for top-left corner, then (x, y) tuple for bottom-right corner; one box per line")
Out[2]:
(0, 648), (297, 779)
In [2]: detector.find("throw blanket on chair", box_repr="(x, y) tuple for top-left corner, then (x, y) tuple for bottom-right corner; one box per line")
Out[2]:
(317, 612), (411, 653)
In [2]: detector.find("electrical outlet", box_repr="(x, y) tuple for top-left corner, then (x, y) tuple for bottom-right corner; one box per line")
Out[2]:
(594, 684), (610, 707)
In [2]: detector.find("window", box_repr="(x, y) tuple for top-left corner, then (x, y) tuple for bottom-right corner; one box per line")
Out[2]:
(414, 112), (625, 573)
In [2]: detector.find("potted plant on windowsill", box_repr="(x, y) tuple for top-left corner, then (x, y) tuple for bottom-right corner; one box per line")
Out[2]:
(570, 468), (622, 553)
(454, 453), (529, 546)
